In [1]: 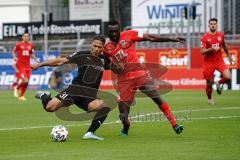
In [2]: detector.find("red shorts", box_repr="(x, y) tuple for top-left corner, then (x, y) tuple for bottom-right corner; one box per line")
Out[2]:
(18, 68), (31, 79)
(117, 75), (148, 102)
(203, 59), (228, 80)
(15, 72), (21, 79)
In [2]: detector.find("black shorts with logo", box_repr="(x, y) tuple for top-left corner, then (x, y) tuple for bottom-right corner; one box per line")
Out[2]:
(55, 85), (97, 111)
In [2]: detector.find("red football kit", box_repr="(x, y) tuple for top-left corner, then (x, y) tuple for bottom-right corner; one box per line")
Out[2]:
(104, 30), (149, 102)
(14, 41), (34, 79)
(201, 32), (228, 80)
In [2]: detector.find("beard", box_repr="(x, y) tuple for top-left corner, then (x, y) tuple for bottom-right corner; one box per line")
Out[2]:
(210, 28), (216, 32)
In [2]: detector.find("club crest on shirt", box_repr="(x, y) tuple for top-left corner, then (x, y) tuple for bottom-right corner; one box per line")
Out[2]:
(119, 40), (132, 49)
(21, 46), (24, 49)
(28, 46), (31, 50)
(120, 40), (126, 46)
(207, 39), (211, 42)
(218, 36), (222, 41)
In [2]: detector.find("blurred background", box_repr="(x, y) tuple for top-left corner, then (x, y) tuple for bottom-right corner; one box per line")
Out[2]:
(0, 0), (239, 91)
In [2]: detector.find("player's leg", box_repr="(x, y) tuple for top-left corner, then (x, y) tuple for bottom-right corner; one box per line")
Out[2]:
(35, 91), (65, 112)
(118, 101), (131, 136)
(203, 62), (215, 103)
(12, 74), (20, 98)
(139, 81), (183, 134)
(206, 79), (214, 104)
(18, 70), (30, 100)
(117, 80), (135, 136)
(215, 62), (231, 95)
(83, 99), (111, 140)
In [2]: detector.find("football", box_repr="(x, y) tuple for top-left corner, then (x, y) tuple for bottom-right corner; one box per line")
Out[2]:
(51, 125), (68, 142)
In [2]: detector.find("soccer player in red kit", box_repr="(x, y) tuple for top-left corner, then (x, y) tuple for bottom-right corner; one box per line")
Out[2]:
(12, 33), (40, 100)
(200, 18), (232, 105)
(104, 21), (185, 136)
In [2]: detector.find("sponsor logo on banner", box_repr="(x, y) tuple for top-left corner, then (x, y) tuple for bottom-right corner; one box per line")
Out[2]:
(3, 20), (102, 38)
(137, 52), (146, 64)
(159, 49), (188, 68)
(0, 71), (52, 90)
(0, 51), (59, 90)
(70, 0), (109, 21)
(131, 0), (223, 34)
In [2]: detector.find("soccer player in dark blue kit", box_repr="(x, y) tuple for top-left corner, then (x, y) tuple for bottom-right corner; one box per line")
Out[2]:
(32, 36), (111, 140)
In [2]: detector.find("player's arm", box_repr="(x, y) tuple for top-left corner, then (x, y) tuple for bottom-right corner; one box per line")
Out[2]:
(200, 47), (215, 55)
(12, 45), (18, 61)
(222, 40), (233, 64)
(12, 63), (19, 72)
(200, 37), (216, 55)
(31, 53), (40, 63)
(141, 34), (185, 43)
(31, 57), (69, 70)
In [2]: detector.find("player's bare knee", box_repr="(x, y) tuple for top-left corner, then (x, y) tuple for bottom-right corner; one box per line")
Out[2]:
(23, 78), (29, 83)
(225, 74), (231, 81)
(88, 99), (106, 111)
(119, 113), (128, 121)
(46, 101), (57, 112)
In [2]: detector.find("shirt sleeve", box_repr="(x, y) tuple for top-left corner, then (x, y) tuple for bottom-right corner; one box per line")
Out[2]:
(66, 52), (82, 64)
(129, 30), (144, 41)
(66, 52), (90, 65)
(200, 36), (207, 48)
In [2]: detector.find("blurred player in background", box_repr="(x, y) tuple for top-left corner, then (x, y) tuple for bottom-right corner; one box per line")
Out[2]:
(104, 21), (185, 136)
(12, 33), (40, 100)
(200, 18), (232, 105)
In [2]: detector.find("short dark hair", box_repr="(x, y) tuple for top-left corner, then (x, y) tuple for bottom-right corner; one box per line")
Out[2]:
(209, 18), (218, 24)
(22, 32), (29, 36)
(93, 35), (106, 44)
(107, 20), (120, 27)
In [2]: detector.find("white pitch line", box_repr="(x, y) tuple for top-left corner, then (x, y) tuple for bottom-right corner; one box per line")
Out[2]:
(128, 106), (240, 120)
(0, 107), (240, 131)
(130, 115), (240, 122)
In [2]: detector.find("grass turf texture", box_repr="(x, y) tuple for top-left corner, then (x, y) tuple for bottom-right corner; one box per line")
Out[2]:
(0, 90), (239, 160)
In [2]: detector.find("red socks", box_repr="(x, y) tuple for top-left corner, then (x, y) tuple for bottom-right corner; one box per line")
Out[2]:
(218, 77), (229, 84)
(160, 102), (176, 127)
(18, 82), (28, 97)
(206, 86), (212, 100)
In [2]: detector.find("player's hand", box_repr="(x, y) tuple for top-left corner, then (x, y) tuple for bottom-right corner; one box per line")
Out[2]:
(228, 55), (234, 65)
(31, 63), (41, 70)
(212, 46), (221, 52)
(110, 62), (125, 74)
(176, 37), (185, 43)
(13, 57), (18, 62)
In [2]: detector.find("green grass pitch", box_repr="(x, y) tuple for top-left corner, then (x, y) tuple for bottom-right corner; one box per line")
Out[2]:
(0, 90), (239, 160)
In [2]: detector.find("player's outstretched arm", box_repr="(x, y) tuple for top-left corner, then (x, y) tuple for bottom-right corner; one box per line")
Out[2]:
(31, 57), (69, 70)
(141, 34), (185, 43)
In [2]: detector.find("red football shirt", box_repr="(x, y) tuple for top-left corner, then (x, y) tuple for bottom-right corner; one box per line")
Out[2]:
(200, 32), (224, 62)
(14, 41), (34, 69)
(104, 30), (146, 81)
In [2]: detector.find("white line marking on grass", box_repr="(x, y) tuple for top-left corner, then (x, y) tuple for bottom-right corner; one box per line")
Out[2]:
(127, 106), (240, 120)
(0, 107), (239, 131)
(130, 115), (240, 122)
(0, 122), (118, 131)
